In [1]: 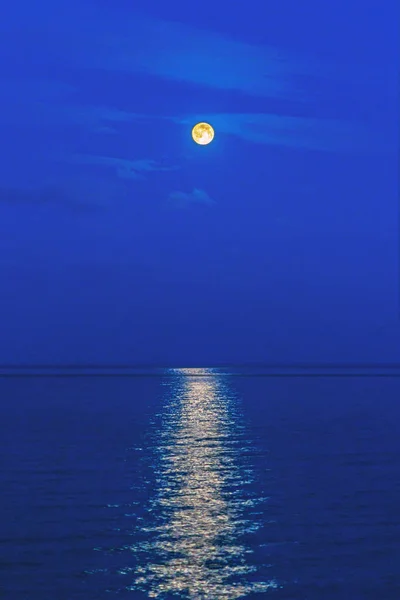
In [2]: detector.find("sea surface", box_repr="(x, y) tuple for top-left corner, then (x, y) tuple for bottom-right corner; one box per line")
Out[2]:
(0, 368), (399, 599)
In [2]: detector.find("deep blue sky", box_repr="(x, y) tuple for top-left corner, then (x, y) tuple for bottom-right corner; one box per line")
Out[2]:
(0, 0), (398, 365)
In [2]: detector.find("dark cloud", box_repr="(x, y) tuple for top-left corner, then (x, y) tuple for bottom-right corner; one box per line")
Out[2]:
(0, 186), (64, 206)
(0, 178), (127, 213)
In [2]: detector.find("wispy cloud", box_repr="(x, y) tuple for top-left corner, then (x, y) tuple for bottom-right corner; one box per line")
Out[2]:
(59, 108), (392, 154)
(172, 113), (394, 153)
(93, 17), (307, 101)
(1, 0), (394, 164)
(0, 78), (392, 167)
(4, 3), (386, 101)
(167, 188), (216, 209)
(0, 8), (311, 101)
(1, 0), (395, 210)
(69, 14), (389, 100)
(70, 155), (179, 180)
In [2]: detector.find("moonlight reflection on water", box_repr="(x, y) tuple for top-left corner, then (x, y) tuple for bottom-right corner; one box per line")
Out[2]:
(127, 368), (276, 598)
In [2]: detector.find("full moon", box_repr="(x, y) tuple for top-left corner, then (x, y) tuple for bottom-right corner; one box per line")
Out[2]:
(192, 122), (214, 145)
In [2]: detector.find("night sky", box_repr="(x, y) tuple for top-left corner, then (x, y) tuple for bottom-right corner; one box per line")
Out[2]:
(1, 0), (398, 365)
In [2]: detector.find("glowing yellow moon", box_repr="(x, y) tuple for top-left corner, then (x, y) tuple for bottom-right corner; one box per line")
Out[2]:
(192, 122), (214, 145)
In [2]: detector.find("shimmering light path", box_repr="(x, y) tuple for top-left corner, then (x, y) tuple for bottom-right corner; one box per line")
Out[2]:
(115, 368), (276, 597)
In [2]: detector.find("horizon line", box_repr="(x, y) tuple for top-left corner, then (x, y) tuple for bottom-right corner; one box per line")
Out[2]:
(1, 363), (400, 369)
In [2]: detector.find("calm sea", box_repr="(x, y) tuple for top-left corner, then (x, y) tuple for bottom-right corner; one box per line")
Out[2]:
(0, 368), (399, 599)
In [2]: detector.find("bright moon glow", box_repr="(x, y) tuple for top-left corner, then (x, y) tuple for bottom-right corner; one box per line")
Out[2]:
(192, 122), (214, 145)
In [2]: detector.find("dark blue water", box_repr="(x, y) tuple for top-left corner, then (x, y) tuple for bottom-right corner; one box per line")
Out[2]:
(1, 369), (399, 599)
